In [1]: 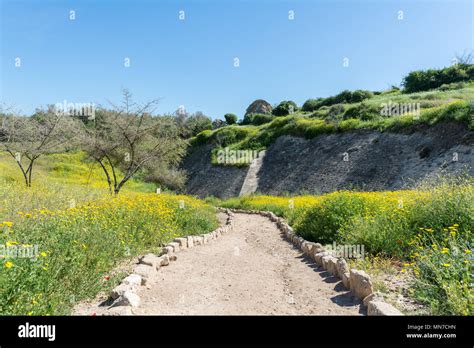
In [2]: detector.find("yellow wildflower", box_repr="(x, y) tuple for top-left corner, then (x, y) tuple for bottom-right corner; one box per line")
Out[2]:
(4, 261), (13, 268)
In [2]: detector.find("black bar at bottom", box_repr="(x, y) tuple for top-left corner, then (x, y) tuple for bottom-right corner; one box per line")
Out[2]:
(0, 315), (472, 346)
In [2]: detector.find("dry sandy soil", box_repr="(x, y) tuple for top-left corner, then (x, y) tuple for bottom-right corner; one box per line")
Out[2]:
(131, 212), (363, 315)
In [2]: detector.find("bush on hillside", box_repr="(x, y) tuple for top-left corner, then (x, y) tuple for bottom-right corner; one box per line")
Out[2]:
(351, 90), (374, 103)
(252, 114), (275, 125)
(185, 112), (213, 136)
(224, 113), (238, 125)
(242, 113), (274, 125)
(327, 104), (346, 120)
(402, 64), (474, 93)
(437, 82), (467, 91)
(302, 90), (374, 112)
(192, 129), (213, 144)
(213, 126), (254, 147)
(343, 103), (380, 121)
(302, 98), (322, 112)
(419, 100), (474, 128)
(272, 101), (298, 116)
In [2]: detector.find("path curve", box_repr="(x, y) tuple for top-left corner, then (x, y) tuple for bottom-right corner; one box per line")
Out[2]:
(133, 212), (363, 315)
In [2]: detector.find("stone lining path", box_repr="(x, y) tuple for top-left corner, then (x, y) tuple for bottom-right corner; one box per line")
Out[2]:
(132, 212), (363, 315)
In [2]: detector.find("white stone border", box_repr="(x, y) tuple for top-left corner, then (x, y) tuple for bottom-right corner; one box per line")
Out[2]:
(226, 208), (403, 316)
(100, 209), (235, 315)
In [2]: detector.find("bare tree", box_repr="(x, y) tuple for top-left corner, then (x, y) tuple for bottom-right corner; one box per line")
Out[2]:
(455, 51), (474, 66)
(82, 89), (187, 195)
(0, 106), (79, 187)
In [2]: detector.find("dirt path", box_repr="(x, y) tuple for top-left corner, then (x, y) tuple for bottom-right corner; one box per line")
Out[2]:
(132, 212), (363, 315)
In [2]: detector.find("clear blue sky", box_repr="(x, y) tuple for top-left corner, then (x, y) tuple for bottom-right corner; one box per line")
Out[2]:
(1, 0), (473, 119)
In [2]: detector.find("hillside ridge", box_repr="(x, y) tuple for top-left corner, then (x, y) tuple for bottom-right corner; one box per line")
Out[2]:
(182, 122), (474, 198)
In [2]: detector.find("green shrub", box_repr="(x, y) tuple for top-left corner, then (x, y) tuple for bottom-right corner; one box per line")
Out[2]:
(242, 113), (274, 125)
(251, 114), (275, 125)
(382, 114), (419, 131)
(185, 112), (213, 136)
(272, 101), (298, 116)
(294, 191), (382, 244)
(297, 118), (335, 138)
(310, 106), (329, 118)
(423, 93), (438, 100)
(338, 118), (364, 131)
(307, 90), (374, 110)
(351, 90), (374, 102)
(343, 103), (380, 121)
(402, 64), (474, 93)
(419, 100), (473, 128)
(408, 228), (472, 315)
(419, 101), (441, 108)
(437, 82), (466, 91)
(212, 126), (254, 146)
(302, 98), (322, 112)
(224, 113), (238, 125)
(327, 104), (346, 120)
(192, 129), (213, 145)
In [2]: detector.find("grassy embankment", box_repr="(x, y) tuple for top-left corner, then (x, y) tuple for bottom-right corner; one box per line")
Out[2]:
(192, 84), (474, 166)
